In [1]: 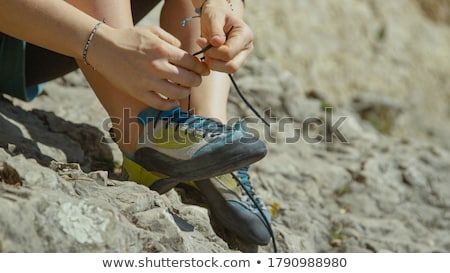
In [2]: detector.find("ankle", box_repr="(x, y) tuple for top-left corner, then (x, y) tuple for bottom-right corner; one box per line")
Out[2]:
(109, 123), (141, 155)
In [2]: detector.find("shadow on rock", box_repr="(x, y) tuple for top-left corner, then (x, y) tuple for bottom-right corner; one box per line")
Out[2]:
(0, 97), (116, 174)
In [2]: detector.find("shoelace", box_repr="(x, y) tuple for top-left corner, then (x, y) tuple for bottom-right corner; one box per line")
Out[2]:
(191, 28), (277, 253)
(232, 168), (277, 253)
(155, 109), (230, 138)
(234, 167), (264, 209)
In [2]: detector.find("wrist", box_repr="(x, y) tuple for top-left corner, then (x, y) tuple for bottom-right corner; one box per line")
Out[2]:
(82, 21), (103, 67)
(81, 23), (115, 70)
(192, 0), (245, 12)
(202, 0), (244, 18)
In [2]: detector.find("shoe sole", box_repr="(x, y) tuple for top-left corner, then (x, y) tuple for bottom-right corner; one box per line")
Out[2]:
(133, 137), (267, 194)
(194, 179), (271, 245)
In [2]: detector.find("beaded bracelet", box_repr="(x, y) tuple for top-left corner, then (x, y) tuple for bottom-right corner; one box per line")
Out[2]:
(83, 21), (103, 67)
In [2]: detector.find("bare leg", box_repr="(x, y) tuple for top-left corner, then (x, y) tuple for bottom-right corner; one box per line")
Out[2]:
(65, 0), (150, 154)
(25, 0), (161, 154)
(37, 0), (229, 155)
(160, 0), (231, 123)
(69, 0), (230, 156)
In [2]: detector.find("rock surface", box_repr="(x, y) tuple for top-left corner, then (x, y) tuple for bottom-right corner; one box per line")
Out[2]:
(1, 0), (449, 253)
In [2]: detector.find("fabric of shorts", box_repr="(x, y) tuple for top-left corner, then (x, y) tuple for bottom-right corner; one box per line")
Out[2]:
(0, 33), (43, 102)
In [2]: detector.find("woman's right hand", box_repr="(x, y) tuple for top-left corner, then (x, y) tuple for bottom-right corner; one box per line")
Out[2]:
(88, 24), (210, 110)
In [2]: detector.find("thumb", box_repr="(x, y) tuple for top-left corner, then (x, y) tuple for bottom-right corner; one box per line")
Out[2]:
(203, 13), (227, 47)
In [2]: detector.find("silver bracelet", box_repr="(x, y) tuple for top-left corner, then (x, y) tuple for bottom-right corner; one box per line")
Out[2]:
(83, 21), (103, 67)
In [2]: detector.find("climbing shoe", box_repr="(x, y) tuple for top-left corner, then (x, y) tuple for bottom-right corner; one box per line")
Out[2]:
(122, 106), (267, 194)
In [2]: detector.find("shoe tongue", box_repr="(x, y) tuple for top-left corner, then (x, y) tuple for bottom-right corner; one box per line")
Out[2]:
(137, 107), (182, 125)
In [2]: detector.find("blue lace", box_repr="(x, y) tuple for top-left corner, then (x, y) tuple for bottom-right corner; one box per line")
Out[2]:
(156, 109), (231, 138)
(235, 167), (265, 210)
(231, 167), (276, 252)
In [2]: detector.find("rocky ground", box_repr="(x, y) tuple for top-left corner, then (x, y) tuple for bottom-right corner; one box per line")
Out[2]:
(0, 0), (449, 253)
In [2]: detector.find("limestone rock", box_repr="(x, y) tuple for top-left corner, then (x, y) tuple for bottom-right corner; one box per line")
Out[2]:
(1, 0), (450, 253)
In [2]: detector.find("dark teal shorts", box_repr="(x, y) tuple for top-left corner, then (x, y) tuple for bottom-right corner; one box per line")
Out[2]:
(0, 33), (44, 101)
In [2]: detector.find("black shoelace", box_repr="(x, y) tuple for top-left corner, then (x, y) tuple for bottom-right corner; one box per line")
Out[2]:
(192, 27), (277, 253)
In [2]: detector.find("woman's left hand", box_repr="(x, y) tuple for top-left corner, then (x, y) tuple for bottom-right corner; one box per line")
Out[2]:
(196, 0), (254, 73)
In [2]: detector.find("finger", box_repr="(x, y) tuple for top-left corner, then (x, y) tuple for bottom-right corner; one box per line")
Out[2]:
(169, 50), (210, 76)
(149, 78), (192, 100)
(196, 37), (208, 48)
(132, 90), (179, 111)
(196, 37), (209, 49)
(204, 26), (253, 62)
(202, 13), (227, 47)
(163, 63), (205, 88)
(204, 48), (250, 73)
(150, 54), (210, 85)
(223, 25), (254, 58)
(149, 26), (182, 48)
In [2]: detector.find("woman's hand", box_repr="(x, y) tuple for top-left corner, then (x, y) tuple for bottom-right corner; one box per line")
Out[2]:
(89, 24), (210, 110)
(196, 0), (254, 73)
